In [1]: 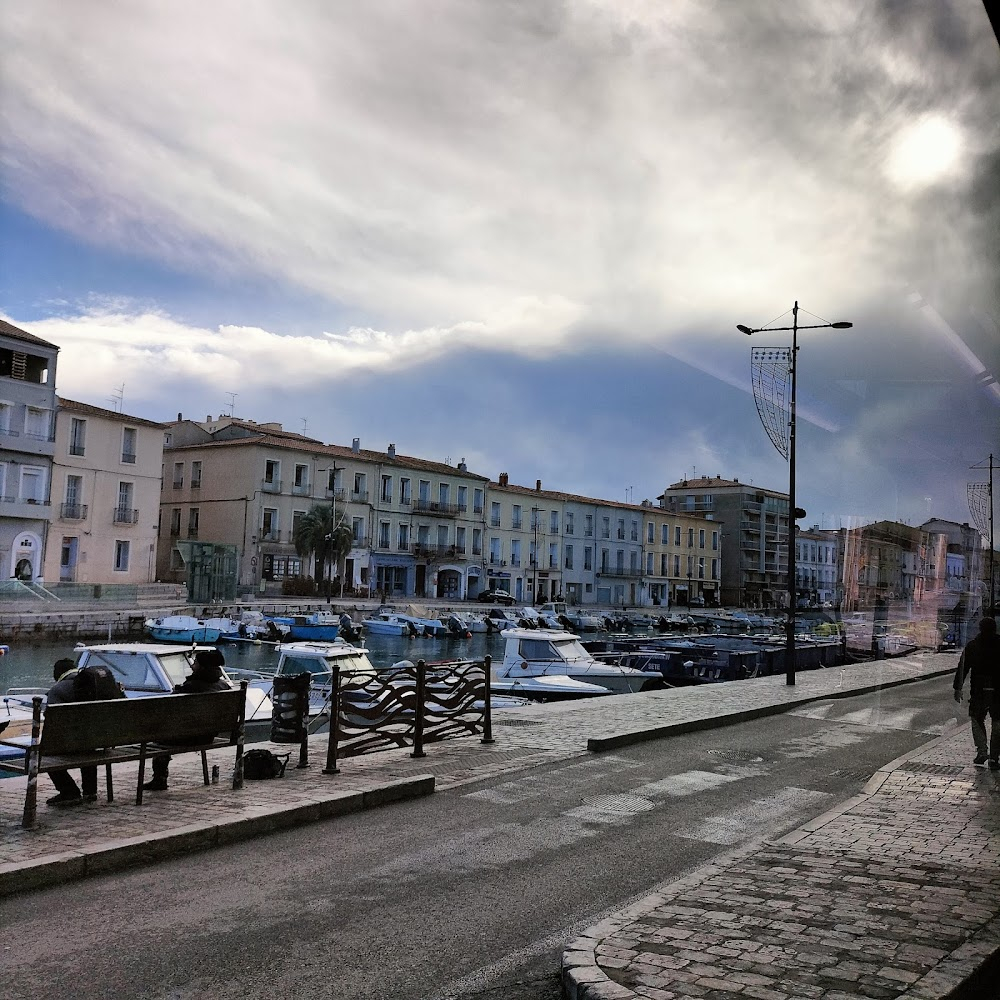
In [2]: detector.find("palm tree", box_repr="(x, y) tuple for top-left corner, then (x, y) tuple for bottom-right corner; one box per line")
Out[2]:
(328, 522), (353, 597)
(293, 505), (335, 595)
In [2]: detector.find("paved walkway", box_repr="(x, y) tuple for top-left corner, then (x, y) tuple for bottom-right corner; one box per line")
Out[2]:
(4, 650), (996, 998)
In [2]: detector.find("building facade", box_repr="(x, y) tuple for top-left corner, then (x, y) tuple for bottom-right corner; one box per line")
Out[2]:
(44, 398), (165, 584)
(0, 320), (59, 584)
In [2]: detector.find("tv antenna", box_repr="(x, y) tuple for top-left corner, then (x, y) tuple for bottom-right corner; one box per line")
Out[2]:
(108, 384), (124, 412)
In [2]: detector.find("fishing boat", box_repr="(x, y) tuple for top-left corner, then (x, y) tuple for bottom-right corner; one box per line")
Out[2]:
(262, 610), (340, 641)
(144, 615), (224, 643)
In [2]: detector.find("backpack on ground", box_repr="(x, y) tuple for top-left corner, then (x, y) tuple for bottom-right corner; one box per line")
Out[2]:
(243, 748), (291, 780)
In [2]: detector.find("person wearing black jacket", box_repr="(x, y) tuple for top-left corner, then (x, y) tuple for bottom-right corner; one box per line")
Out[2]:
(46, 657), (127, 806)
(143, 649), (231, 791)
(953, 617), (1000, 768)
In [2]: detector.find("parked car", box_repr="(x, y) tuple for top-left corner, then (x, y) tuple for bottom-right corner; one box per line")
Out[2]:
(477, 588), (515, 605)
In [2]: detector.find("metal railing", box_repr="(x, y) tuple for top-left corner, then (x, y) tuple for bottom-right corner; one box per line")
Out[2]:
(113, 507), (139, 524)
(60, 502), (87, 520)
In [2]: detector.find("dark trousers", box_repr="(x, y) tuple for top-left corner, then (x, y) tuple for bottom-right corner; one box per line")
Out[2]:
(969, 688), (999, 759)
(49, 766), (97, 797)
(152, 755), (171, 778)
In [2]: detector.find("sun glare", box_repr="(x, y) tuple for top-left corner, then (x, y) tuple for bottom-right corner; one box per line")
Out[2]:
(884, 115), (964, 191)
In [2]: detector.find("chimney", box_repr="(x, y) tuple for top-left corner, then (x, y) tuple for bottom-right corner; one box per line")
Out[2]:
(458, 458), (467, 472)
(536, 479), (542, 492)
(206, 415), (212, 422)
(352, 437), (360, 453)
(387, 443), (396, 459)
(177, 412), (182, 421)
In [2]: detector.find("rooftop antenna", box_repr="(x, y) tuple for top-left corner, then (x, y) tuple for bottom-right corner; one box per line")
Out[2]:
(225, 392), (237, 417)
(301, 418), (308, 435)
(108, 383), (124, 412)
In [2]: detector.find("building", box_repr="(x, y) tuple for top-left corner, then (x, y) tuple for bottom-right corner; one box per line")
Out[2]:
(795, 525), (839, 606)
(44, 398), (165, 584)
(0, 320), (59, 584)
(658, 476), (785, 608)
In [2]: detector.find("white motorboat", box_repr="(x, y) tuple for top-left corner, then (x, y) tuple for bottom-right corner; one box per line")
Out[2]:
(496, 627), (661, 696)
(362, 612), (419, 636)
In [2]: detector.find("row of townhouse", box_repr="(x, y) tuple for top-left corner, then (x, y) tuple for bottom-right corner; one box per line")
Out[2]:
(0, 321), (164, 588)
(159, 418), (721, 605)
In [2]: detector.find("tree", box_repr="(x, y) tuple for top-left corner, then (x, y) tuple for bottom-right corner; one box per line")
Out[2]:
(293, 505), (336, 593)
(328, 523), (354, 596)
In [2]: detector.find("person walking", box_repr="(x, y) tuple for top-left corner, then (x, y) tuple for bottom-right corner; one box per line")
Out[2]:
(953, 616), (1000, 768)
(143, 648), (231, 791)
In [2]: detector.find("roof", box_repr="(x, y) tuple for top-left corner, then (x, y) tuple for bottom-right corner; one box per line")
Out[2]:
(660, 476), (787, 499)
(165, 433), (491, 480)
(0, 318), (60, 351)
(58, 397), (167, 430)
(489, 479), (709, 517)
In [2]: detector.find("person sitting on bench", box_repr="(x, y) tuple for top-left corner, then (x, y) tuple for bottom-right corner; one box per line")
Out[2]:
(46, 658), (127, 807)
(143, 649), (232, 791)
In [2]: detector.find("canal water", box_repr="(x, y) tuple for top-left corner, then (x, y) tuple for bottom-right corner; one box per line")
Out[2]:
(0, 630), (511, 695)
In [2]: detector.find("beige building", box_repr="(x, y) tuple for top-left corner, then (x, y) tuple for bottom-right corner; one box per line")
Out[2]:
(45, 398), (165, 584)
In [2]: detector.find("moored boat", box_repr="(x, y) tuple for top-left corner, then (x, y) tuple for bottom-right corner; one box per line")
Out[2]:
(144, 615), (224, 643)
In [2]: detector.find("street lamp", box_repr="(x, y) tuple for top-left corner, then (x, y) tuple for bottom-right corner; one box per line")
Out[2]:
(737, 301), (852, 685)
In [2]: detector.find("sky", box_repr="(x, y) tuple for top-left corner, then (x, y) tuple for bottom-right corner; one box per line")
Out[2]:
(1, 0), (998, 534)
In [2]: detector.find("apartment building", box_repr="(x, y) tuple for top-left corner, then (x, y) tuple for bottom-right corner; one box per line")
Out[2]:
(159, 418), (490, 600)
(795, 525), (839, 606)
(658, 476), (785, 608)
(45, 398), (165, 584)
(0, 320), (59, 583)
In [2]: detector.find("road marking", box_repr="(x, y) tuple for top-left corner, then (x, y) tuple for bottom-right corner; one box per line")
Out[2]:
(775, 724), (869, 758)
(674, 786), (832, 844)
(464, 755), (639, 804)
(637, 769), (749, 797)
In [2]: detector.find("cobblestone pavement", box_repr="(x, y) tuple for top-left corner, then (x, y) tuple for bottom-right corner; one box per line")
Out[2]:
(5, 649), (995, 996)
(562, 723), (1000, 1000)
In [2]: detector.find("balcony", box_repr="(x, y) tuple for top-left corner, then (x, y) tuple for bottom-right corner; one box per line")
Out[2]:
(291, 482), (311, 495)
(121, 452), (136, 465)
(350, 490), (369, 503)
(113, 507), (139, 525)
(488, 555), (505, 566)
(190, 478), (201, 490)
(325, 487), (346, 502)
(260, 529), (284, 543)
(413, 543), (462, 559)
(512, 517), (522, 529)
(261, 479), (282, 494)
(60, 502), (88, 520)
(172, 480), (183, 490)
(399, 495), (412, 506)
(415, 499), (461, 517)
(598, 567), (645, 578)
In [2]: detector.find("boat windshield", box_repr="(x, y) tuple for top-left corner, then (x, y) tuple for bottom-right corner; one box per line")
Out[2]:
(278, 652), (374, 677)
(518, 637), (592, 662)
(76, 648), (193, 692)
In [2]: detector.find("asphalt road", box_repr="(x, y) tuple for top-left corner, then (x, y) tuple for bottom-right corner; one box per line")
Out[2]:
(3, 674), (960, 1000)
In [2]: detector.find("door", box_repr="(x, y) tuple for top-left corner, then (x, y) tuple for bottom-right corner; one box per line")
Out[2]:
(60, 537), (79, 582)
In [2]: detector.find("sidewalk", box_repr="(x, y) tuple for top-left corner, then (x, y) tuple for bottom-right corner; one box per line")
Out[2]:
(4, 650), (995, 997)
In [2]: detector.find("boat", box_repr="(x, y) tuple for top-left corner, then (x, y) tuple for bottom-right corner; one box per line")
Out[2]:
(211, 610), (290, 643)
(263, 610), (341, 641)
(564, 610), (605, 632)
(362, 612), (419, 636)
(495, 627), (662, 696)
(392, 605), (451, 638)
(445, 611), (488, 636)
(144, 615), (224, 643)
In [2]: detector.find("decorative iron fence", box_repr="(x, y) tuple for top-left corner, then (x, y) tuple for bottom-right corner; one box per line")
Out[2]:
(323, 656), (494, 773)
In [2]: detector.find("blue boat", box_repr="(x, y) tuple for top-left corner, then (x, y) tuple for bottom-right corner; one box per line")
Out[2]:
(263, 610), (341, 641)
(144, 615), (224, 643)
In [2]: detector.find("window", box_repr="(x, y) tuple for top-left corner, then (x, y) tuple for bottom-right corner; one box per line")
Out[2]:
(473, 488), (484, 514)
(673, 554), (681, 575)
(647, 522), (654, 543)
(675, 525), (682, 545)
(550, 511), (558, 533)
(121, 427), (137, 464)
(190, 461), (202, 489)
(352, 517), (364, 544)
(116, 482), (134, 522)
(381, 475), (393, 503)
(585, 514), (593, 537)
(688, 528), (695, 547)
(69, 417), (86, 456)
(549, 542), (558, 568)
(20, 466), (45, 503)
(400, 477), (411, 504)
(631, 519), (638, 542)
(0, 401), (11, 435)
(661, 523), (669, 544)
(512, 504), (522, 529)
(114, 540), (130, 572)
(294, 464), (309, 490)
(490, 537), (502, 563)
(529, 541), (537, 566)
(378, 521), (390, 548)
(647, 552), (654, 573)
(510, 538), (520, 566)
(699, 528), (706, 548)
(457, 485), (468, 511)
(24, 406), (50, 441)
(565, 512), (574, 535)
(660, 553), (668, 575)
(601, 516), (610, 539)
(353, 473), (368, 500)
(264, 459), (280, 485)
(64, 475), (84, 519)
(490, 501), (501, 527)
(712, 530), (719, 550)
(419, 479), (430, 502)
(617, 518), (625, 540)
(530, 508), (540, 530)
(698, 557), (705, 579)
(291, 510), (305, 537)
(472, 528), (482, 555)
(262, 508), (278, 540)
(170, 508), (181, 537)
(712, 558), (719, 579)
(565, 543), (574, 569)
(188, 507), (200, 538)
(600, 548), (609, 572)
(455, 526), (466, 552)
(439, 483), (450, 506)
(398, 522), (410, 549)
(436, 524), (448, 547)
(584, 546), (593, 570)
(327, 467), (342, 494)
(173, 462), (183, 489)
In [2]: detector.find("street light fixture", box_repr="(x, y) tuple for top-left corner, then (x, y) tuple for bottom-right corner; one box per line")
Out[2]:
(737, 301), (852, 685)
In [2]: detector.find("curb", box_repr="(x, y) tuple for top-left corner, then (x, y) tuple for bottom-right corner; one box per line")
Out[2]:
(0, 774), (434, 899)
(586, 665), (956, 752)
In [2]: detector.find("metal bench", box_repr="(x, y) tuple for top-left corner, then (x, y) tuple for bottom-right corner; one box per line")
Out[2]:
(0, 682), (246, 828)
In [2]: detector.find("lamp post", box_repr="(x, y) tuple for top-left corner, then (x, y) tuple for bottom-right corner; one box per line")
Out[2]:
(738, 301), (852, 685)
